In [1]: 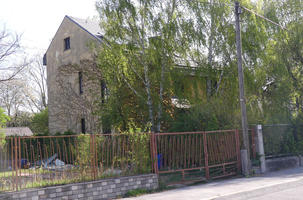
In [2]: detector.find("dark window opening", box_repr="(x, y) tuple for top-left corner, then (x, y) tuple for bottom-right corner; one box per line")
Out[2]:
(64, 37), (70, 50)
(81, 118), (86, 133)
(101, 80), (107, 103)
(206, 79), (218, 97)
(79, 72), (83, 94)
(43, 54), (47, 65)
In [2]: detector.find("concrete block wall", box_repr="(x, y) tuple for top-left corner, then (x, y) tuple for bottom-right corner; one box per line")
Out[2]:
(266, 156), (301, 172)
(0, 174), (158, 200)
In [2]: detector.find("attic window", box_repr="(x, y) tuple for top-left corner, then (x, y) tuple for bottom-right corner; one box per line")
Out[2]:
(64, 37), (70, 50)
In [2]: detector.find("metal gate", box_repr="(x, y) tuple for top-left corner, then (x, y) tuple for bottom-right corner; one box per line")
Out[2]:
(150, 130), (241, 181)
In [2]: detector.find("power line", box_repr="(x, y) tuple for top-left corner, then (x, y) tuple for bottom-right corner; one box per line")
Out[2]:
(241, 5), (288, 31)
(190, 1), (287, 31)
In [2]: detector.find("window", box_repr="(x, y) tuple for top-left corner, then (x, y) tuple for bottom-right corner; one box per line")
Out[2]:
(79, 72), (83, 94)
(43, 54), (47, 65)
(64, 37), (70, 50)
(101, 80), (108, 103)
(81, 118), (86, 133)
(206, 78), (218, 97)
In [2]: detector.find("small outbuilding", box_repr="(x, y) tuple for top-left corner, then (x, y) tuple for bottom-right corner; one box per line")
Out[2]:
(2, 127), (33, 137)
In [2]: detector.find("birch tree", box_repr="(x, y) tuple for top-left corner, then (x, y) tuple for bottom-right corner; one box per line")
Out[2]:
(96, 0), (189, 132)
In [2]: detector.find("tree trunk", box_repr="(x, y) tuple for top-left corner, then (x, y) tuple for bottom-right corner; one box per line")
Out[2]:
(156, 62), (165, 133)
(207, 0), (215, 98)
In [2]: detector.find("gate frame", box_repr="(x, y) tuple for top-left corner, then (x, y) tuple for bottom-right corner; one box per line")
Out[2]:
(150, 129), (242, 181)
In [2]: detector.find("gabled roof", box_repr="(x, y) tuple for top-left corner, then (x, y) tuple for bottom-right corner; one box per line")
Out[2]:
(45, 15), (103, 55)
(2, 127), (33, 137)
(66, 16), (103, 42)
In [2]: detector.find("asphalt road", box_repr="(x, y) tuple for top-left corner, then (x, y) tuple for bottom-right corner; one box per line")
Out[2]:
(248, 184), (303, 200)
(124, 168), (303, 200)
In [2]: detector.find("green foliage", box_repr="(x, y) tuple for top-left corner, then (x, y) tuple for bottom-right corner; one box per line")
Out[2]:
(168, 99), (238, 132)
(123, 189), (148, 197)
(0, 108), (9, 128)
(121, 128), (151, 174)
(0, 131), (5, 149)
(0, 108), (8, 148)
(30, 108), (48, 135)
(93, 0), (303, 134)
(75, 134), (91, 170)
(7, 111), (32, 127)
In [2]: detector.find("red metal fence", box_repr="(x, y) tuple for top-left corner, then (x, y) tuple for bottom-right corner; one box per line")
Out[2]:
(150, 130), (241, 181)
(0, 129), (256, 191)
(0, 133), (151, 192)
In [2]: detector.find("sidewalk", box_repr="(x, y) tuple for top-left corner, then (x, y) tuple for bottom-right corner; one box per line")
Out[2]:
(123, 167), (303, 200)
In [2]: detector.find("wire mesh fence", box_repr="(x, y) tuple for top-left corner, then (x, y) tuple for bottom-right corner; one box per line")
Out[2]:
(262, 124), (295, 158)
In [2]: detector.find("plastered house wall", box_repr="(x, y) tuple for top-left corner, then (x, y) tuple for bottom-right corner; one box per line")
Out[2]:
(46, 16), (101, 134)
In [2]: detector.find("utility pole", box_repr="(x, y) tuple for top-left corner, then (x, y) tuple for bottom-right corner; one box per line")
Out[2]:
(235, 1), (250, 175)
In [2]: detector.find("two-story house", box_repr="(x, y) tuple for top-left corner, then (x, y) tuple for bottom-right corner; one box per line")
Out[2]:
(44, 16), (104, 134)
(45, 15), (217, 135)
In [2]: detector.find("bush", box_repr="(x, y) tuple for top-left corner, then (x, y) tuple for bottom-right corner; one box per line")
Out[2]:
(30, 108), (49, 135)
(0, 107), (9, 128)
(0, 108), (9, 148)
(168, 102), (236, 132)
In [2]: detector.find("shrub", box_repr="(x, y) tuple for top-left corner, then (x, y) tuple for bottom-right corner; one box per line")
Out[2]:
(31, 108), (49, 135)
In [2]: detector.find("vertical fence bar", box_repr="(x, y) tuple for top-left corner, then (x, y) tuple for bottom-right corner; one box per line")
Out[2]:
(153, 134), (159, 174)
(203, 132), (210, 180)
(94, 134), (97, 180)
(90, 134), (96, 180)
(10, 137), (14, 191)
(150, 133), (155, 173)
(235, 130), (241, 174)
(18, 137), (21, 190)
(14, 137), (18, 191)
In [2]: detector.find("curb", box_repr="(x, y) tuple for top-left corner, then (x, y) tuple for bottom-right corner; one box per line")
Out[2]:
(212, 178), (303, 200)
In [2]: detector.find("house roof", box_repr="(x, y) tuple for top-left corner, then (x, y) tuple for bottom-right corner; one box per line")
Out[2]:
(45, 16), (103, 56)
(66, 16), (103, 42)
(2, 127), (33, 137)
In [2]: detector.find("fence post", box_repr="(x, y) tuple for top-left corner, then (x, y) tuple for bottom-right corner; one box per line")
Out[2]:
(235, 130), (241, 174)
(153, 134), (159, 174)
(251, 128), (256, 159)
(203, 132), (210, 179)
(241, 149), (249, 175)
(256, 125), (266, 173)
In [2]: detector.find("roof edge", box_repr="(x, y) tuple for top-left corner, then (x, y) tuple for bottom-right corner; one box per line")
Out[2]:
(45, 15), (103, 55)
(66, 15), (103, 43)
(45, 15), (69, 54)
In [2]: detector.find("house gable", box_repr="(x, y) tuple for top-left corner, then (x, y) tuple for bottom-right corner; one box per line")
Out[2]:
(45, 16), (102, 134)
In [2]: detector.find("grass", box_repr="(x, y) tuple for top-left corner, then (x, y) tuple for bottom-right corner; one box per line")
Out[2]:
(0, 166), (152, 192)
(0, 168), (53, 178)
(124, 189), (149, 197)
(122, 179), (175, 198)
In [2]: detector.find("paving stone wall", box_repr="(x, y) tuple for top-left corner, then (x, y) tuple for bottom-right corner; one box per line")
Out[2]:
(0, 174), (158, 200)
